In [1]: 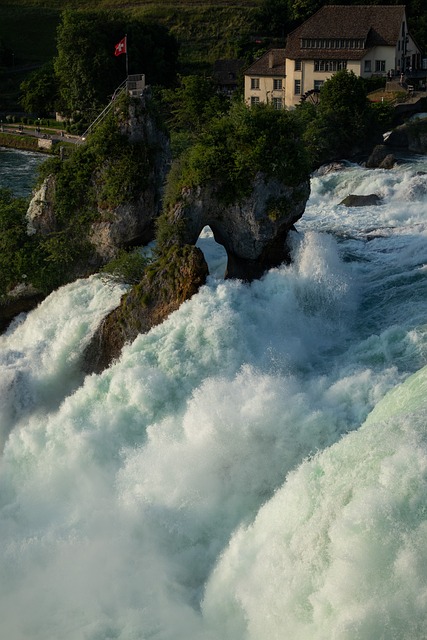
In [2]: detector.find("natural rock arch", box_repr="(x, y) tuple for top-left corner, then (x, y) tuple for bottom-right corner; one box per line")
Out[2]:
(167, 174), (310, 281)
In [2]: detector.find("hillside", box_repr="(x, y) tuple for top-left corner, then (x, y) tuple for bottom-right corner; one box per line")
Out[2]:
(0, 0), (261, 112)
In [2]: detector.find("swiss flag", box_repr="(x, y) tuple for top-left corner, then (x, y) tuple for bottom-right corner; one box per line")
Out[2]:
(114, 36), (127, 57)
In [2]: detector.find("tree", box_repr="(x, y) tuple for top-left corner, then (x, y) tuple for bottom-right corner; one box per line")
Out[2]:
(54, 10), (121, 120)
(161, 75), (230, 133)
(254, 0), (294, 37)
(301, 69), (379, 166)
(54, 10), (178, 122)
(165, 102), (310, 206)
(20, 62), (58, 117)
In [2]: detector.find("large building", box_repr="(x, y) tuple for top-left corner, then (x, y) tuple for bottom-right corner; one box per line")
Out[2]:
(244, 5), (421, 109)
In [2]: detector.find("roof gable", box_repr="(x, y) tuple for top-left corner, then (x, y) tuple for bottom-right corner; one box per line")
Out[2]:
(285, 4), (406, 59)
(245, 49), (286, 76)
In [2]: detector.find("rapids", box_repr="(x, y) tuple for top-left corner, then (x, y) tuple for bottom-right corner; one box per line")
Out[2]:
(1, 155), (427, 639)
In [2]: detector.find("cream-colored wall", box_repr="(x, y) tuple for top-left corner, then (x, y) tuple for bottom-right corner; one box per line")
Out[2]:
(284, 47), (398, 108)
(360, 46), (396, 77)
(284, 59), (361, 108)
(244, 75), (285, 107)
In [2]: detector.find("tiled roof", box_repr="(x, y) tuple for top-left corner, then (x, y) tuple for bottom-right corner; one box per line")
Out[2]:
(244, 49), (286, 77)
(284, 4), (406, 59)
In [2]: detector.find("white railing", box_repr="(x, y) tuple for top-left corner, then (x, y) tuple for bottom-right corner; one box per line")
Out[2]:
(80, 79), (127, 140)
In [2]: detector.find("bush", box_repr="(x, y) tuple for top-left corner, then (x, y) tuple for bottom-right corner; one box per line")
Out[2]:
(100, 249), (150, 285)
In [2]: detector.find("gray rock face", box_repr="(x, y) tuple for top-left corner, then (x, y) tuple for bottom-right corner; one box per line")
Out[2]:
(385, 118), (427, 153)
(26, 89), (171, 264)
(26, 174), (57, 235)
(170, 173), (310, 280)
(366, 144), (395, 169)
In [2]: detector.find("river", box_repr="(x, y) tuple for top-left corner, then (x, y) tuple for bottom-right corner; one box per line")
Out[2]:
(0, 146), (46, 198)
(0, 154), (427, 639)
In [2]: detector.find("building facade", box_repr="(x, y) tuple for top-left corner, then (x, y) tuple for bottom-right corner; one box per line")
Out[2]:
(244, 5), (421, 109)
(244, 49), (286, 109)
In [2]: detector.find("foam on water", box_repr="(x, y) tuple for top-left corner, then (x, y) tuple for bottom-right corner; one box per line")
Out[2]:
(202, 366), (427, 640)
(0, 276), (126, 449)
(0, 156), (427, 638)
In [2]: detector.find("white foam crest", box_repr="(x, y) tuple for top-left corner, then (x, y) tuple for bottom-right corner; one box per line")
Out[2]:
(1, 156), (427, 638)
(0, 232), (409, 638)
(202, 365), (427, 640)
(0, 276), (125, 449)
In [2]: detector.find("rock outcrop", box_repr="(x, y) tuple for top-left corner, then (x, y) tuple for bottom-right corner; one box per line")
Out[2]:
(83, 245), (208, 373)
(0, 284), (45, 333)
(167, 174), (310, 280)
(26, 89), (170, 265)
(366, 144), (395, 169)
(340, 194), (383, 207)
(385, 117), (427, 154)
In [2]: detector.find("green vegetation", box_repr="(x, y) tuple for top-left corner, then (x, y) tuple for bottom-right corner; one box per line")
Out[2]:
(296, 70), (394, 167)
(0, 131), (40, 151)
(163, 101), (310, 211)
(0, 93), (159, 298)
(101, 249), (150, 284)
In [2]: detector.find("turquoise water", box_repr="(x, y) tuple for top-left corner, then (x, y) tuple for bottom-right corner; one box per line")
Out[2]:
(0, 146), (45, 198)
(0, 157), (427, 638)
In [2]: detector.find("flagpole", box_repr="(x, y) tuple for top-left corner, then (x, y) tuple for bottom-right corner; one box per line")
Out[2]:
(125, 33), (128, 79)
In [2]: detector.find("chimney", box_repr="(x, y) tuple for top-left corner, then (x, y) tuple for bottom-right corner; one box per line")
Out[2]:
(269, 50), (274, 69)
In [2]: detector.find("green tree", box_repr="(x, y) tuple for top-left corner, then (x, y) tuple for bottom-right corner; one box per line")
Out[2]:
(54, 10), (178, 123)
(254, 0), (294, 37)
(164, 102), (310, 207)
(301, 69), (380, 166)
(20, 62), (58, 116)
(162, 75), (230, 133)
(54, 10), (120, 120)
(0, 189), (34, 296)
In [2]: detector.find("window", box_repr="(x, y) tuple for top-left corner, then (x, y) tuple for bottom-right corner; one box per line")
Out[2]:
(314, 80), (324, 91)
(250, 78), (260, 90)
(375, 60), (386, 72)
(364, 60), (372, 73)
(272, 97), (283, 110)
(314, 60), (347, 72)
(294, 79), (301, 95)
(295, 60), (301, 71)
(250, 96), (260, 106)
(273, 79), (282, 90)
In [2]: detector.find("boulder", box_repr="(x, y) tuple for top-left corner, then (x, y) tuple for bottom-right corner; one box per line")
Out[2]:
(0, 284), (44, 333)
(26, 88), (171, 266)
(385, 118), (427, 153)
(366, 145), (395, 169)
(340, 194), (382, 207)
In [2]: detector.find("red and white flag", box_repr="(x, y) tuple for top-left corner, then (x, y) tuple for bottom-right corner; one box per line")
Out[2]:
(114, 36), (127, 57)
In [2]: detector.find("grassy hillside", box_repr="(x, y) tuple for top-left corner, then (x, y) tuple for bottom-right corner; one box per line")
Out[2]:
(0, 0), (260, 112)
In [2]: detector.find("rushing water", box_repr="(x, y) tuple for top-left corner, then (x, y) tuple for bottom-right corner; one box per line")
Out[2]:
(1, 156), (427, 639)
(0, 146), (45, 198)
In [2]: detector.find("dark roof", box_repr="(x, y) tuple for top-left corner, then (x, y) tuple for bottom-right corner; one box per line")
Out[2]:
(245, 49), (286, 76)
(285, 4), (406, 60)
(213, 59), (245, 86)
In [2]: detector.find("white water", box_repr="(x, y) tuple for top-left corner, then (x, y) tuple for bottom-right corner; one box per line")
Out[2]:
(1, 157), (427, 639)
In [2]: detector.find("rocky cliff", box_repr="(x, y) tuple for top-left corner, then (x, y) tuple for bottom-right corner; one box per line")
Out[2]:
(26, 90), (171, 264)
(83, 244), (208, 373)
